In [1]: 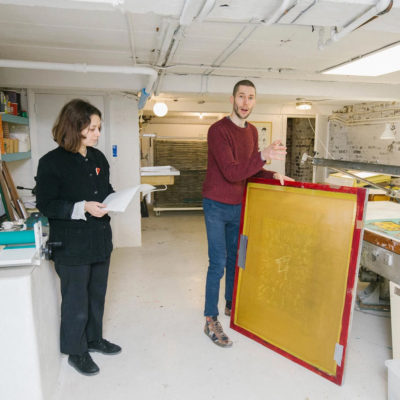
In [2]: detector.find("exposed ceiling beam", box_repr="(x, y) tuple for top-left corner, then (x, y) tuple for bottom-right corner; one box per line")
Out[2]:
(125, 12), (137, 65)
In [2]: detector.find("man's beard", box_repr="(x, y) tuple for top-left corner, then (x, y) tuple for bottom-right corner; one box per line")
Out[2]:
(233, 103), (251, 120)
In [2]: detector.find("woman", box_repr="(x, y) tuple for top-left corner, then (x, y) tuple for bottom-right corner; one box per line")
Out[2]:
(36, 99), (121, 376)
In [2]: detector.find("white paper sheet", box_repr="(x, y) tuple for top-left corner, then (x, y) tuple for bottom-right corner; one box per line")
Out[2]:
(103, 184), (155, 213)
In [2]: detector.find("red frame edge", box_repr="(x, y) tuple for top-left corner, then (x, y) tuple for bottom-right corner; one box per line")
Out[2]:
(230, 178), (367, 386)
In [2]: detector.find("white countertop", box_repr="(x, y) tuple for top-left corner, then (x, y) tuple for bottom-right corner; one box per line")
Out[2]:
(140, 166), (180, 176)
(365, 201), (400, 243)
(0, 247), (39, 268)
(366, 201), (400, 221)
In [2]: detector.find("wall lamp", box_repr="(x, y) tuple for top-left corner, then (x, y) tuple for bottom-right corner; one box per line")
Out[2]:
(153, 102), (168, 117)
(296, 100), (312, 110)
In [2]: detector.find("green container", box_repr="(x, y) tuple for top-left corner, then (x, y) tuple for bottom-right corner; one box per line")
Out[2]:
(0, 230), (35, 245)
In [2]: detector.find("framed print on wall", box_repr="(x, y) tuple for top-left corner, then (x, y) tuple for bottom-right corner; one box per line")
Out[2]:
(250, 121), (272, 152)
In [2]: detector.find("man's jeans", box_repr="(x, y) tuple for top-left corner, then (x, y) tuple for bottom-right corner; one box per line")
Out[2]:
(203, 198), (242, 317)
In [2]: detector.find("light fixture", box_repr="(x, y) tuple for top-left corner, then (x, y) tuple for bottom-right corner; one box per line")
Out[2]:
(380, 123), (396, 140)
(199, 113), (204, 119)
(153, 102), (168, 117)
(322, 42), (400, 77)
(72, 0), (124, 4)
(296, 100), (312, 110)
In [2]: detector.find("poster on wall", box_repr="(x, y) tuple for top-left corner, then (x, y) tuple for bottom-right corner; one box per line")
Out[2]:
(250, 121), (272, 163)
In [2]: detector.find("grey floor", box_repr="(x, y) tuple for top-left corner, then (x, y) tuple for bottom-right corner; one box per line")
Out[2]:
(53, 210), (392, 400)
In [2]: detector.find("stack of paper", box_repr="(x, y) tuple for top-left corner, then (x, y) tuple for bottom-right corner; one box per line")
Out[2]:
(103, 184), (155, 212)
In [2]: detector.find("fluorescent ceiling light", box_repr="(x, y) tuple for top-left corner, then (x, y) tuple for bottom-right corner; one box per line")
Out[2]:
(71, 0), (124, 4)
(322, 42), (400, 76)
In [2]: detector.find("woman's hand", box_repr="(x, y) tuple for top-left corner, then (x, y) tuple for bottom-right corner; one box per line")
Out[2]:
(273, 172), (295, 186)
(261, 140), (287, 162)
(84, 201), (108, 217)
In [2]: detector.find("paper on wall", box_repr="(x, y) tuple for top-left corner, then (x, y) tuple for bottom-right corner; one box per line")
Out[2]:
(103, 184), (155, 212)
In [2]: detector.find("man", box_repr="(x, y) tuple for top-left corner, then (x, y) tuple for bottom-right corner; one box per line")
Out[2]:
(202, 79), (293, 347)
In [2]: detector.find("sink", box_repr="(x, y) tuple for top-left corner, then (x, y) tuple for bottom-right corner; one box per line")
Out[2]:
(140, 166), (180, 176)
(140, 166), (180, 185)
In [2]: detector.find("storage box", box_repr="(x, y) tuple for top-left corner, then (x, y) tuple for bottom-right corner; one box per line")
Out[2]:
(10, 133), (30, 152)
(386, 359), (400, 400)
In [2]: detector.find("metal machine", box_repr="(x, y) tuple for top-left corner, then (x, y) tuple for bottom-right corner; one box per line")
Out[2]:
(302, 154), (400, 310)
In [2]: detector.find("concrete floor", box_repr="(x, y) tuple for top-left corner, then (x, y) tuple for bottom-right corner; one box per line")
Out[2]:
(53, 210), (392, 400)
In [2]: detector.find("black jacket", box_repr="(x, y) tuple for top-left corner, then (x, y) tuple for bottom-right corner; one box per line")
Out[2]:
(36, 146), (114, 265)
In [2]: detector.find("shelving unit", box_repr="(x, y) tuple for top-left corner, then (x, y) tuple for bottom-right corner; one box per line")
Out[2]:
(1, 151), (31, 162)
(0, 114), (29, 125)
(0, 113), (30, 161)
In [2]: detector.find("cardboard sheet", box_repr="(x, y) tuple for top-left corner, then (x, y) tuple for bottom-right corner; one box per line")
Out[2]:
(231, 179), (367, 385)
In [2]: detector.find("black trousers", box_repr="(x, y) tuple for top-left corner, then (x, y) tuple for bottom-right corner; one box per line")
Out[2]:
(55, 258), (110, 355)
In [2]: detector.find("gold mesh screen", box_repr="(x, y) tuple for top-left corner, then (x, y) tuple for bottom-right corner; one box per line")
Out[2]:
(234, 183), (358, 376)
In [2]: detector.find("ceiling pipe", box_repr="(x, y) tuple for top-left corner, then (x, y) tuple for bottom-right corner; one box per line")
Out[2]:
(289, 0), (316, 24)
(163, 63), (296, 74)
(195, 0), (216, 22)
(155, 19), (179, 67)
(179, 0), (200, 25)
(263, 0), (295, 25)
(153, 0), (202, 95)
(0, 0), (122, 10)
(0, 59), (157, 108)
(203, 23), (259, 77)
(202, 0), (294, 77)
(318, 0), (393, 50)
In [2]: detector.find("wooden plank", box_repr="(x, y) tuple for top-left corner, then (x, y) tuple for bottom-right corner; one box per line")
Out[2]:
(1, 161), (26, 219)
(364, 230), (400, 255)
(0, 169), (16, 220)
(141, 175), (174, 185)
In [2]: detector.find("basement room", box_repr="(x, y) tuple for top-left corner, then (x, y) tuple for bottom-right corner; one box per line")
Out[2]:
(0, 1), (399, 400)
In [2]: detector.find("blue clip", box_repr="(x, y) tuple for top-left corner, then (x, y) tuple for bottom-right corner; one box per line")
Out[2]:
(138, 88), (150, 110)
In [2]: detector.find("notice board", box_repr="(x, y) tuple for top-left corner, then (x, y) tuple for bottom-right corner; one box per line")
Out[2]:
(231, 178), (367, 385)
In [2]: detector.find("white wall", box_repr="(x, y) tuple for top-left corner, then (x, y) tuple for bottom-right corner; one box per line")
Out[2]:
(314, 114), (329, 183)
(328, 102), (400, 167)
(107, 93), (141, 247)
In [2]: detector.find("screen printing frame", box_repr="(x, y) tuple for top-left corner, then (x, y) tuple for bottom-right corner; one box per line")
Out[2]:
(230, 178), (367, 385)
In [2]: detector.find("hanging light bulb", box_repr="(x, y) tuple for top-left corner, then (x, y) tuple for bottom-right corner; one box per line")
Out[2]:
(153, 102), (168, 117)
(380, 123), (396, 140)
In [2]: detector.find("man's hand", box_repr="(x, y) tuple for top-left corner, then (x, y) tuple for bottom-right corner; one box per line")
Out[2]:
(84, 201), (108, 217)
(261, 140), (287, 161)
(273, 172), (295, 186)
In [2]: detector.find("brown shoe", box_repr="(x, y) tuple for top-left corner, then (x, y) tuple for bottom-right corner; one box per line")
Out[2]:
(225, 300), (232, 316)
(204, 316), (233, 347)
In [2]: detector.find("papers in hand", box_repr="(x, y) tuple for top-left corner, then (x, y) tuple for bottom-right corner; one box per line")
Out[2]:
(103, 184), (155, 213)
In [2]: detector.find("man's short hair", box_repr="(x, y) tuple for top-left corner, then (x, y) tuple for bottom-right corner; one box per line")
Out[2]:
(232, 80), (256, 96)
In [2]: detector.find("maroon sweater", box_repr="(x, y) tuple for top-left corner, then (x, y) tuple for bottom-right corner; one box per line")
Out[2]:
(202, 117), (275, 205)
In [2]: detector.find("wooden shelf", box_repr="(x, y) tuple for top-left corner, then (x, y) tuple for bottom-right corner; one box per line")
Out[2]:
(0, 114), (29, 125)
(1, 151), (31, 162)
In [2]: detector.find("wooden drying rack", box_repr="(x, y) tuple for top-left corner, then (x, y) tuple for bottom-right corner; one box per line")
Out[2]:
(0, 161), (28, 220)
